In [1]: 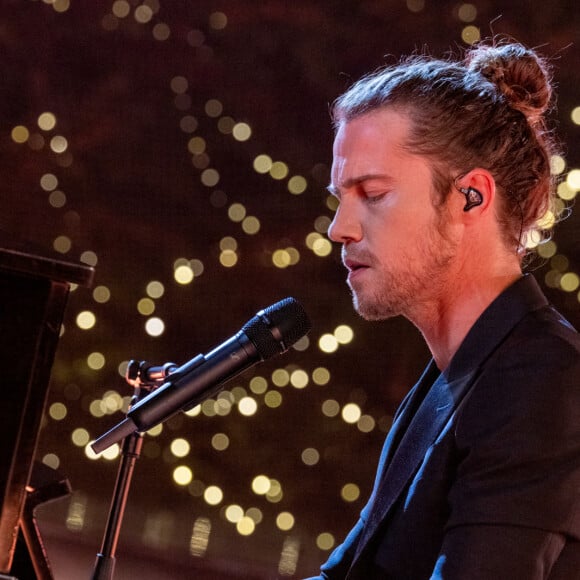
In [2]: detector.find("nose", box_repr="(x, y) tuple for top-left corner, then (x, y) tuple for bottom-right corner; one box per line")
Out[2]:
(327, 199), (362, 244)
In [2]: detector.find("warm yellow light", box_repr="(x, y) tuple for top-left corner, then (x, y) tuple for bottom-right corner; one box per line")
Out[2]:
(42, 454), (60, 470)
(211, 433), (230, 451)
(270, 161), (288, 180)
(357, 415), (376, 433)
(236, 516), (255, 535)
(290, 369), (309, 389)
(316, 532), (335, 551)
(567, 169), (580, 190)
(87, 352), (105, 370)
(537, 241), (557, 259)
(560, 272), (580, 292)
(461, 25), (480, 44)
(38, 112), (57, 131)
(93, 286), (111, 303)
(271, 369), (290, 386)
(204, 486), (223, 505)
(550, 155), (566, 175)
(232, 122), (251, 141)
(272, 249), (291, 268)
(288, 175), (307, 194)
(266, 479), (283, 502)
(249, 377), (268, 394)
(312, 367), (331, 385)
(147, 424), (163, 437)
(171, 438), (191, 458)
(319, 334), (339, 353)
(76, 310), (96, 330)
(100, 444), (120, 461)
(201, 168), (220, 187)
(321, 399), (340, 417)
(72, 428), (90, 447)
(571, 106), (580, 125)
(251, 475), (271, 495)
(80, 251), (98, 266)
(219, 249), (238, 267)
(253, 154), (273, 174)
(174, 265), (194, 284)
(173, 466), (193, 486)
(238, 396), (258, 416)
(190, 259), (205, 276)
(276, 512), (295, 531)
(145, 317), (165, 337)
(112, 0), (130, 18)
(49, 402), (67, 420)
(225, 505), (244, 523)
(242, 216), (260, 234)
(134, 5), (153, 24)
(341, 483), (360, 502)
(306, 232), (322, 249)
(11, 125), (29, 143)
(228, 203), (246, 222)
(313, 238), (332, 257)
(342, 403), (362, 424)
(264, 391), (282, 408)
(53, 236), (71, 254)
(246, 507), (263, 524)
(557, 181), (576, 201)
(301, 448), (320, 466)
(188, 136), (206, 155)
(41, 173), (58, 191)
(50, 136), (68, 153)
(137, 297), (155, 315)
(48, 190), (66, 208)
(334, 325), (354, 344)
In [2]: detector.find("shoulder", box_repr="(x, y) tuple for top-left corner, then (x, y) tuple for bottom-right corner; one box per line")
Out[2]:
(458, 303), (580, 441)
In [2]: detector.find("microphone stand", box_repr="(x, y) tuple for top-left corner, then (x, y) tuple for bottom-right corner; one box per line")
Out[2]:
(91, 361), (174, 580)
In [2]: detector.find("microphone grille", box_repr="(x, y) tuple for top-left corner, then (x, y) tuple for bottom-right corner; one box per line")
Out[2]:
(243, 297), (312, 360)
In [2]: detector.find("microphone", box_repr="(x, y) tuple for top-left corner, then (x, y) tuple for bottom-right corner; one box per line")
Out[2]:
(91, 297), (311, 454)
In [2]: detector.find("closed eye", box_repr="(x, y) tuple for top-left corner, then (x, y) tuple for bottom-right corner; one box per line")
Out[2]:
(364, 191), (388, 203)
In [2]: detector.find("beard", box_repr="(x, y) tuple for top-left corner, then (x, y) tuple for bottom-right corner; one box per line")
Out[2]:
(345, 215), (458, 321)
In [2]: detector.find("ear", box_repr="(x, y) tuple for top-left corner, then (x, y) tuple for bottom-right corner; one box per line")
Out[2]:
(455, 168), (496, 217)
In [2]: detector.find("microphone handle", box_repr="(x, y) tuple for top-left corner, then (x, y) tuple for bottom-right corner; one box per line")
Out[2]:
(127, 332), (259, 432)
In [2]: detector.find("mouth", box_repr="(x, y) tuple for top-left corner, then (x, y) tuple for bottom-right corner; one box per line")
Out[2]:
(343, 258), (370, 281)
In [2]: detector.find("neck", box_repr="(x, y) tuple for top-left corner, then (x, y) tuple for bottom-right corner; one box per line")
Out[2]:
(410, 263), (522, 371)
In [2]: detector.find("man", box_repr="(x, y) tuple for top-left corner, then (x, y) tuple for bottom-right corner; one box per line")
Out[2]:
(309, 42), (580, 579)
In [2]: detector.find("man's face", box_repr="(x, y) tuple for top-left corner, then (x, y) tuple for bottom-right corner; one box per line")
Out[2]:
(328, 109), (459, 321)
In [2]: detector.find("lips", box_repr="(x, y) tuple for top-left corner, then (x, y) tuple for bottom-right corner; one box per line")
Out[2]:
(343, 257), (369, 272)
(343, 257), (370, 284)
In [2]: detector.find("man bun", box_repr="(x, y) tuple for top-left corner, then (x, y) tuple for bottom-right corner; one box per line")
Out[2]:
(466, 43), (553, 125)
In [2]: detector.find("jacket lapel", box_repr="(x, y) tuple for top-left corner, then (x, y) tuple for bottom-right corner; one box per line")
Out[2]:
(352, 368), (478, 565)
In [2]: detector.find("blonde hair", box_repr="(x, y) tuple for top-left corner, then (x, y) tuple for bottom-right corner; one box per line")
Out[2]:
(332, 40), (562, 255)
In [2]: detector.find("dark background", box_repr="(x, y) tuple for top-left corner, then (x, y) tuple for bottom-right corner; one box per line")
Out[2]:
(2, 1), (579, 578)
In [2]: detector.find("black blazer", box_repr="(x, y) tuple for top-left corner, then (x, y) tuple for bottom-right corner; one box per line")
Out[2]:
(309, 275), (580, 579)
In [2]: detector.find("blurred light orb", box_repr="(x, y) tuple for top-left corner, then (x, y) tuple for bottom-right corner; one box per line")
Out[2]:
(76, 310), (96, 330)
(204, 485), (223, 505)
(174, 466), (193, 486)
(145, 317), (165, 337)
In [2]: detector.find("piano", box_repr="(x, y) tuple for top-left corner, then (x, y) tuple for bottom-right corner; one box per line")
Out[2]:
(0, 240), (93, 579)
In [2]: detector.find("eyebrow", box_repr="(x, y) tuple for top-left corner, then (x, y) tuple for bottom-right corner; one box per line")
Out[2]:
(326, 173), (394, 196)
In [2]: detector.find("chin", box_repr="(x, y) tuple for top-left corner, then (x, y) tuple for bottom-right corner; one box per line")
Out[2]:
(352, 295), (397, 321)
